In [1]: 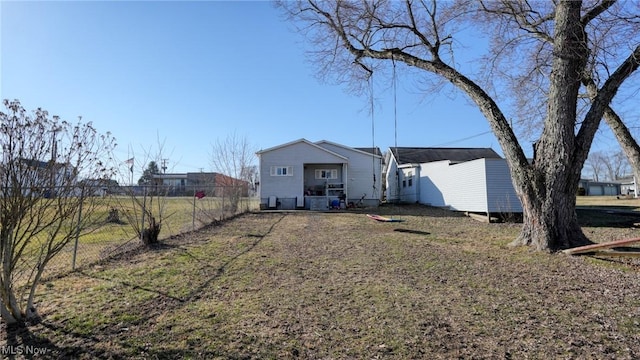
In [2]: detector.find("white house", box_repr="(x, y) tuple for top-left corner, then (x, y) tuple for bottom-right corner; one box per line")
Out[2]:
(18, 158), (77, 197)
(257, 139), (383, 210)
(385, 147), (522, 215)
(618, 176), (636, 197)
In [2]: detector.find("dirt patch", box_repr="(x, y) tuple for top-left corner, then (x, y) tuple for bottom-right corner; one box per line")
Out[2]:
(3, 206), (640, 359)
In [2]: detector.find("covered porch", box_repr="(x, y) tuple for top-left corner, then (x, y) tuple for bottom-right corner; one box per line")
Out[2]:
(303, 162), (348, 210)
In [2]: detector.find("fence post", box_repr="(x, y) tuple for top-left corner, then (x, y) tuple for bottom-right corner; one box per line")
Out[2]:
(140, 186), (147, 243)
(192, 189), (196, 231)
(72, 189), (84, 270)
(221, 187), (225, 221)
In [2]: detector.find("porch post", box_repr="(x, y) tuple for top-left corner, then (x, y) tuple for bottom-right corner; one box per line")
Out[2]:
(343, 163), (348, 201)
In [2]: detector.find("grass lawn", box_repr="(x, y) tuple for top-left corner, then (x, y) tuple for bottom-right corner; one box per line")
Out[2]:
(40, 196), (259, 277)
(4, 203), (640, 359)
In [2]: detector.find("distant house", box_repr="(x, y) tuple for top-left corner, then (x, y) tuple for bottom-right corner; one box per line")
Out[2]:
(578, 179), (621, 196)
(256, 139), (383, 210)
(17, 158), (77, 197)
(152, 172), (249, 197)
(385, 147), (522, 215)
(618, 176), (636, 196)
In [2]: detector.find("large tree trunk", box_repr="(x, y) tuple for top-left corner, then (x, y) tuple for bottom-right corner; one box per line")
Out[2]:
(507, 0), (592, 251)
(510, 166), (591, 251)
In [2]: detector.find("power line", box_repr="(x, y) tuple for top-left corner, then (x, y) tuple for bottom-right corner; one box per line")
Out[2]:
(430, 130), (493, 147)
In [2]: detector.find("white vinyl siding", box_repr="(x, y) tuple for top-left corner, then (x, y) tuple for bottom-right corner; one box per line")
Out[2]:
(258, 140), (348, 208)
(484, 159), (522, 212)
(415, 158), (521, 213)
(315, 141), (383, 204)
(418, 160), (487, 211)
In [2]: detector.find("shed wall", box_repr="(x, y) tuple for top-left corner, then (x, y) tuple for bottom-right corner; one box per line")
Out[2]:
(419, 159), (489, 212)
(484, 159), (522, 212)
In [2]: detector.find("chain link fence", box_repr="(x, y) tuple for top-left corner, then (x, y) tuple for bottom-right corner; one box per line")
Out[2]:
(40, 184), (259, 278)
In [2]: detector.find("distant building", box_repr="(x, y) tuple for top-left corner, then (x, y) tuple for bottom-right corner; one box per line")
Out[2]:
(151, 172), (249, 197)
(578, 179), (621, 196)
(617, 176), (636, 197)
(14, 158), (77, 197)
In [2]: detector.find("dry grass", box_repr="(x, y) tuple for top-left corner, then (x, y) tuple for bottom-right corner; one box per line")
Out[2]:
(4, 204), (640, 359)
(576, 195), (640, 209)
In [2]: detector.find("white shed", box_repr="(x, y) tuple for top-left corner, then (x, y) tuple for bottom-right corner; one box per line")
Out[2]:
(385, 147), (522, 215)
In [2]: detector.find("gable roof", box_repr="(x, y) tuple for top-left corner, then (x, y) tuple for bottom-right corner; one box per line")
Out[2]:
(314, 140), (383, 158)
(353, 147), (383, 157)
(389, 147), (502, 165)
(256, 138), (346, 160)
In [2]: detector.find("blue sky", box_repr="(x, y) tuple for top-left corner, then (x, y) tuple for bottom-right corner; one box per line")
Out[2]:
(1, 1), (623, 182)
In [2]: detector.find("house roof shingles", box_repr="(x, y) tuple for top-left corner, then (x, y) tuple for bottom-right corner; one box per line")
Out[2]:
(390, 147), (501, 165)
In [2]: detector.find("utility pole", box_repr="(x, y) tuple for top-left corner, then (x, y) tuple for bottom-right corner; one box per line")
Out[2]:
(161, 158), (168, 174)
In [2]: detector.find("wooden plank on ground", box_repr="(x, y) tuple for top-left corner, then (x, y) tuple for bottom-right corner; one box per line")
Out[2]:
(591, 250), (640, 258)
(467, 213), (490, 223)
(366, 214), (404, 222)
(562, 237), (640, 255)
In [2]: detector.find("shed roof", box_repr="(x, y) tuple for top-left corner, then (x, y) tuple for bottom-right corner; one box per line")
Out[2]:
(390, 147), (501, 165)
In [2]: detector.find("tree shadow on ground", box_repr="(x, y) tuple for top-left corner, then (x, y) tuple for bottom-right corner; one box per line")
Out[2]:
(3, 322), (89, 359)
(577, 207), (640, 228)
(35, 213), (288, 359)
(393, 228), (431, 235)
(357, 203), (467, 218)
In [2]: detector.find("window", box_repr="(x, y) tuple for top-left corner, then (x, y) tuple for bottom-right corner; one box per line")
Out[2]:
(404, 170), (413, 187)
(271, 166), (293, 176)
(315, 169), (338, 179)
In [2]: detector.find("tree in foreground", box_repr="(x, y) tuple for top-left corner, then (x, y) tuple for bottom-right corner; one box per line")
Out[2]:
(0, 100), (116, 326)
(120, 157), (166, 246)
(121, 138), (176, 246)
(280, 0), (640, 251)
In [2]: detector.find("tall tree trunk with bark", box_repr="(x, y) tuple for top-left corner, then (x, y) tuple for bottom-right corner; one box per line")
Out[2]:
(509, 1), (592, 250)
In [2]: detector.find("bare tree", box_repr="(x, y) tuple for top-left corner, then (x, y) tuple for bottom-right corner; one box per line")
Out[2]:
(280, 0), (640, 251)
(584, 149), (630, 182)
(0, 100), (116, 326)
(477, 1), (640, 194)
(116, 146), (171, 246)
(584, 151), (607, 182)
(604, 150), (631, 181)
(210, 132), (256, 213)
